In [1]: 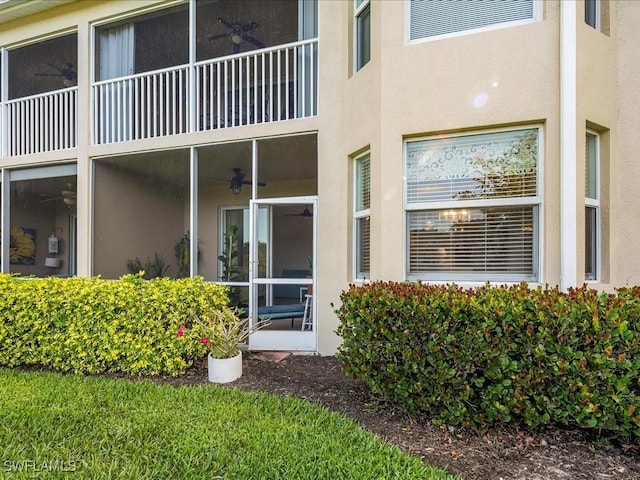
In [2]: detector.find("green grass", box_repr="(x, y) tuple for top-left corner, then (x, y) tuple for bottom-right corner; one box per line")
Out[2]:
(0, 369), (457, 479)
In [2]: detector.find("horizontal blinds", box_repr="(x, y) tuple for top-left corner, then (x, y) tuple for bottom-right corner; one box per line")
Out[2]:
(408, 206), (534, 275)
(585, 132), (598, 199)
(585, 207), (597, 280)
(410, 0), (534, 40)
(356, 153), (371, 211)
(407, 129), (538, 203)
(357, 216), (371, 275)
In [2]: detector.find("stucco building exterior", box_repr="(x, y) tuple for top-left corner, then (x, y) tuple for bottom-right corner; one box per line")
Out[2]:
(0, 0), (637, 354)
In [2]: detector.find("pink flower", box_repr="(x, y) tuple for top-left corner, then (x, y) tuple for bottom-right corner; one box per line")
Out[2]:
(209, 316), (217, 324)
(176, 324), (186, 337)
(201, 336), (209, 345)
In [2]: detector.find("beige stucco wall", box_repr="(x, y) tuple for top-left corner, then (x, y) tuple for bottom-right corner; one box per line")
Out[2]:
(576, 0), (616, 288)
(613, 1), (640, 286)
(93, 161), (186, 279)
(317, 1), (564, 353)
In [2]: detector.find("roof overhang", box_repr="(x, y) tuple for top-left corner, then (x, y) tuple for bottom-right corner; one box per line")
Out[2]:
(0, 0), (77, 26)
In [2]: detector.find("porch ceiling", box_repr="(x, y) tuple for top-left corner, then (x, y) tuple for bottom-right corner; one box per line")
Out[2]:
(0, 0), (77, 25)
(98, 135), (317, 191)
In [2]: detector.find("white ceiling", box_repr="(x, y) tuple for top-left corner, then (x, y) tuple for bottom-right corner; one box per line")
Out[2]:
(0, 0), (77, 25)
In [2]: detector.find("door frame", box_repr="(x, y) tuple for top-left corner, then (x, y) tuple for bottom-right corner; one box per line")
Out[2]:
(248, 195), (317, 351)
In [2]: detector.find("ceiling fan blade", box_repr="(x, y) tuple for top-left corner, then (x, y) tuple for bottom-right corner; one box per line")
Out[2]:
(241, 22), (259, 32)
(207, 33), (230, 41)
(40, 196), (64, 203)
(241, 180), (266, 186)
(242, 34), (264, 48)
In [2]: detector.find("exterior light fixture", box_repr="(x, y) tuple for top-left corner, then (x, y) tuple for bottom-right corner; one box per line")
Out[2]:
(230, 177), (242, 195)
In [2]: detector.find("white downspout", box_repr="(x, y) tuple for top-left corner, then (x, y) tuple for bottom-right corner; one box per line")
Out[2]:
(1, 169), (9, 274)
(0, 48), (7, 158)
(189, 146), (198, 277)
(188, 0), (196, 133)
(560, 0), (578, 290)
(0, 49), (7, 273)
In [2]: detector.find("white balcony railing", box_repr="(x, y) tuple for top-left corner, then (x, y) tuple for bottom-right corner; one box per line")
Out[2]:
(93, 38), (318, 145)
(195, 38), (318, 130)
(4, 87), (78, 157)
(93, 65), (190, 145)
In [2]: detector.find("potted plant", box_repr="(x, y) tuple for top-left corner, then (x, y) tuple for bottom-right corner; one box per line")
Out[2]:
(176, 307), (270, 383)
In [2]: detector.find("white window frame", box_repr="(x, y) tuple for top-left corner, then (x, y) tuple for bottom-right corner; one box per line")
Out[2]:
(354, 0), (371, 71)
(585, 130), (600, 282)
(354, 151), (371, 280)
(405, 0), (543, 45)
(404, 125), (543, 283)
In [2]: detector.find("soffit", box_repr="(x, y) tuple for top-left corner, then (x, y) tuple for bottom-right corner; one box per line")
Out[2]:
(0, 0), (77, 25)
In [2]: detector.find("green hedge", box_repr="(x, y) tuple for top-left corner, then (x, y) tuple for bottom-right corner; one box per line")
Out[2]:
(0, 274), (229, 376)
(335, 282), (640, 441)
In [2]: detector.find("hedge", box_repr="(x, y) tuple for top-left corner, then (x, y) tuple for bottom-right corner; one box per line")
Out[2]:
(335, 282), (640, 441)
(0, 273), (229, 376)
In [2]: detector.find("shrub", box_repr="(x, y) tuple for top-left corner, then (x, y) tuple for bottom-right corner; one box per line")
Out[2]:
(335, 282), (640, 441)
(0, 273), (229, 376)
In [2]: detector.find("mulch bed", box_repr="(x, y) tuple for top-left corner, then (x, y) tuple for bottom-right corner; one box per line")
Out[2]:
(152, 353), (640, 480)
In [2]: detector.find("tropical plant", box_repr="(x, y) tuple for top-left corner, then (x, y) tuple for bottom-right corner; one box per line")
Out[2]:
(177, 308), (270, 359)
(126, 253), (169, 279)
(174, 232), (191, 278)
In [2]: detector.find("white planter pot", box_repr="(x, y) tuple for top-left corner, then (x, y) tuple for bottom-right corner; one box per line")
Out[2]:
(207, 352), (242, 383)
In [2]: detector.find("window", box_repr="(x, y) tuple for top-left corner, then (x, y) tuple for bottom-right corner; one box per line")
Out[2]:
(405, 127), (540, 281)
(585, 0), (600, 30)
(355, 0), (370, 71)
(354, 152), (371, 279)
(409, 0), (535, 42)
(585, 131), (599, 281)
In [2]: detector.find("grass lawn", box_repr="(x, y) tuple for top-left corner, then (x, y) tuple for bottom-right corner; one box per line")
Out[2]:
(0, 369), (458, 479)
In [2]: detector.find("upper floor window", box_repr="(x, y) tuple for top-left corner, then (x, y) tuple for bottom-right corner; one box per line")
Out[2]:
(585, 0), (609, 34)
(405, 127), (540, 282)
(409, 0), (536, 42)
(585, 0), (600, 29)
(354, 152), (371, 279)
(355, 0), (371, 70)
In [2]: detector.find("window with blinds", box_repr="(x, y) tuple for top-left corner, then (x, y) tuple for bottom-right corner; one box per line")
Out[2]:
(585, 131), (599, 281)
(405, 128), (539, 281)
(355, 152), (371, 279)
(409, 0), (535, 41)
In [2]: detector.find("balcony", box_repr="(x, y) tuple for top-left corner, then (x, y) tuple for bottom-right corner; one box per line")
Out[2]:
(3, 87), (78, 156)
(0, 33), (78, 158)
(0, 0), (318, 156)
(92, 38), (318, 145)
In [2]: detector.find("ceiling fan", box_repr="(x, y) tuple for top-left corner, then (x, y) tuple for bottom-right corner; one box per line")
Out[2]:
(207, 17), (265, 54)
(40, 183), (77, 206)
(285, 206), (313, 218)
(34, 62), (77, 87)
(211, 168), (266, 195)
